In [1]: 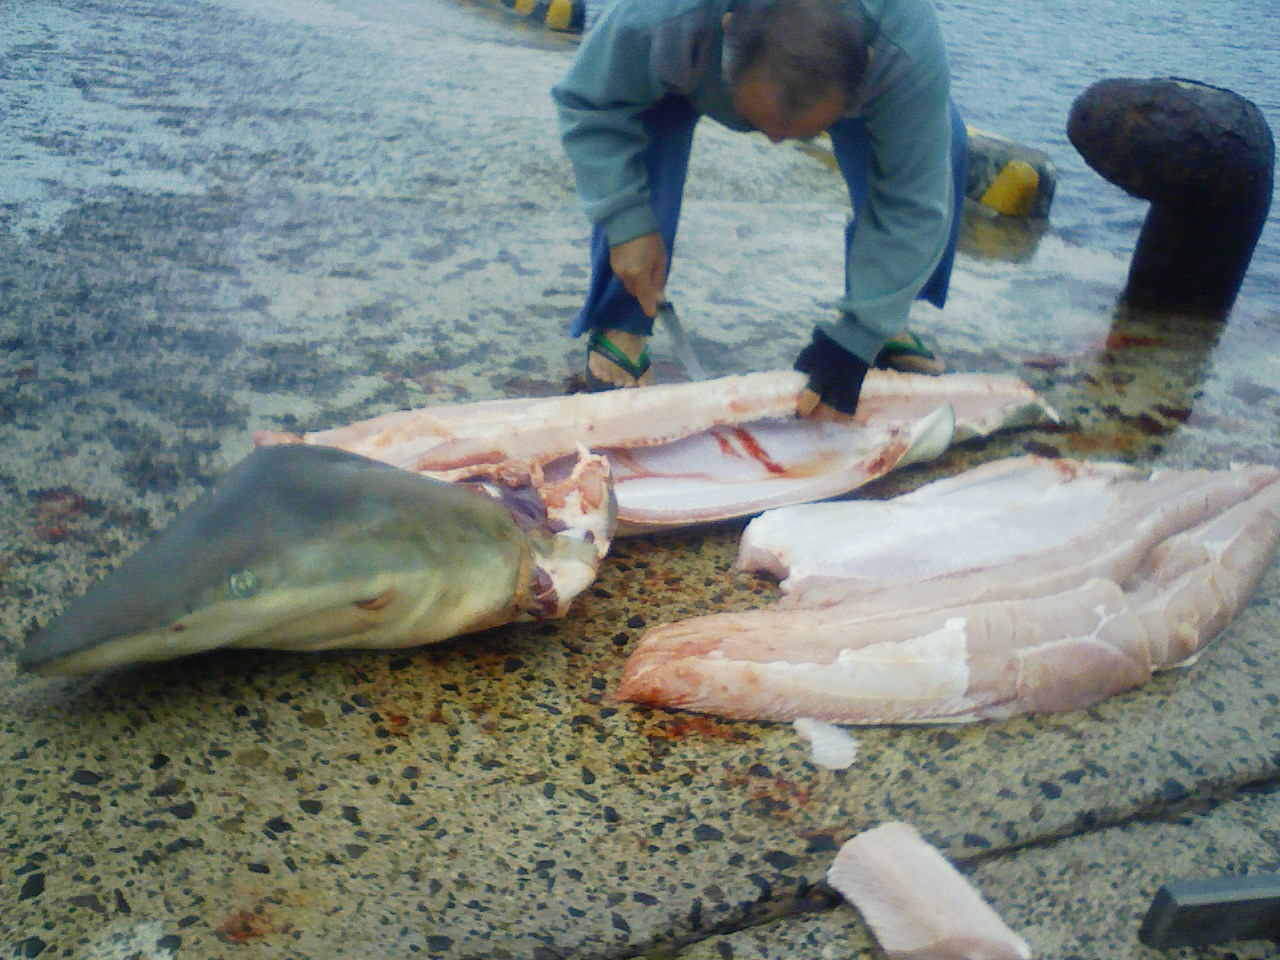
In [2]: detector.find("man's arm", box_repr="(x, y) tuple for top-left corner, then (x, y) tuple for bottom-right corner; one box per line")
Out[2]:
(552, 10), (671, 249)
(817, 1), (956, 369)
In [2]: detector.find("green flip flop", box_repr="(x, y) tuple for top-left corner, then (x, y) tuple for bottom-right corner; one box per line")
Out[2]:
(585, 329), (652, 391)
(875, 330), (946, 375)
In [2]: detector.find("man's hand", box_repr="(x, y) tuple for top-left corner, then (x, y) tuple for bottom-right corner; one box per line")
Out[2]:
(794, 328), (870, 417)
(609, 232), (667, 317)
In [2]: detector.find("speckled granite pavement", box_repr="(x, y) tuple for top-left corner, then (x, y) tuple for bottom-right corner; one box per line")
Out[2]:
(3, 0), (1280, 957)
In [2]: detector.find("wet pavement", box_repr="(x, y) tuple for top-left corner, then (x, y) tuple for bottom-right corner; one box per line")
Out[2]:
(3, 0), (1280, 957)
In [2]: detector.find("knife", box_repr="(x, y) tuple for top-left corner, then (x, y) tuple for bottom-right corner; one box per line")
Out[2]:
(656, 298), (708, 382)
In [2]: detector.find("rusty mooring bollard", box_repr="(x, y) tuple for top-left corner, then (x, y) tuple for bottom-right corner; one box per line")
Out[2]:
(1067, 77), (1274, 317)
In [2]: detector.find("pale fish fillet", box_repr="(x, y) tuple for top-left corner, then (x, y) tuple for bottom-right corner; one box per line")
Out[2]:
(257, 370), (1054, 532)
(256, 372), (810, 472)
(827, 821), (1032, 960)
(741, 457), (1278, 596)
(616, 457), (1280, 722)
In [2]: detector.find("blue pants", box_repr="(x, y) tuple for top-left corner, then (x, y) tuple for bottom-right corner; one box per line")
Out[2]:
(570, 95), (969, 339)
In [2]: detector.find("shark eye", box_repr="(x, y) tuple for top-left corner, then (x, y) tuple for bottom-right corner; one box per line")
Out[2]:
(355, 589), (395, 611)
(228, 570), (261, 598)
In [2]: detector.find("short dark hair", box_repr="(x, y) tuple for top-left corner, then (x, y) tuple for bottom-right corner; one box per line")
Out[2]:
(724, 0), (867, 113)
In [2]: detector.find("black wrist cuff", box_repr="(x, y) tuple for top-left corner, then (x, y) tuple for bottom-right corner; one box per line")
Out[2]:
(793, 329), (870, 415)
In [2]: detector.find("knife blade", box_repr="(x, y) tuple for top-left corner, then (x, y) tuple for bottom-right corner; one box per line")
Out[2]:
(656, 298), (708, 382)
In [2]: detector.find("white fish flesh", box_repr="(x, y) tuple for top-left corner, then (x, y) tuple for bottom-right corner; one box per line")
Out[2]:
(616, 457), (1280, 722)
(827, 821), (1032, 960)
(793, 717), (860, 769)
(606, 370), (1052, 531)
(257, 371), (1054, 532)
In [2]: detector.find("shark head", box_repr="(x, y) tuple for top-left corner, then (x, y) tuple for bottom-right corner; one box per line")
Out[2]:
(18, 445), (537, 675)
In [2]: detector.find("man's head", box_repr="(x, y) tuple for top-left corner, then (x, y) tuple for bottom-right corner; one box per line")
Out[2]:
(723, 0), (867, 142)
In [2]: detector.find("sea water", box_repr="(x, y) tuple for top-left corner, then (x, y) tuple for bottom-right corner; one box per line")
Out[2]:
(937, 0), (1279, 311)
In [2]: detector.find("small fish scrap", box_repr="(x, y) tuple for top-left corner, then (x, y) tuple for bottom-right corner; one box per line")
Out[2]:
(827, 821), (1032, 960)
(618, 457), (1280, 722)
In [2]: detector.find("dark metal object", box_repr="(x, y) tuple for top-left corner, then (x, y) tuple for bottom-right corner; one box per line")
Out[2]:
(1139, 873), (1280, 949)
(1067, 77), (1274, 318)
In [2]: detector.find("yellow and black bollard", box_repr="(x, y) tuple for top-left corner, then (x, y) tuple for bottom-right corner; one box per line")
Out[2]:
(488, 0), (585, 32)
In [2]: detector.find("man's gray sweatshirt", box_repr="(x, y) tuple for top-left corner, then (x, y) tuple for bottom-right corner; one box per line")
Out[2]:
(552, 0), (957, 365)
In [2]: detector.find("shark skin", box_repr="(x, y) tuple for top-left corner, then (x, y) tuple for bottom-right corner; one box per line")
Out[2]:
(18, 445), (615, 676)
